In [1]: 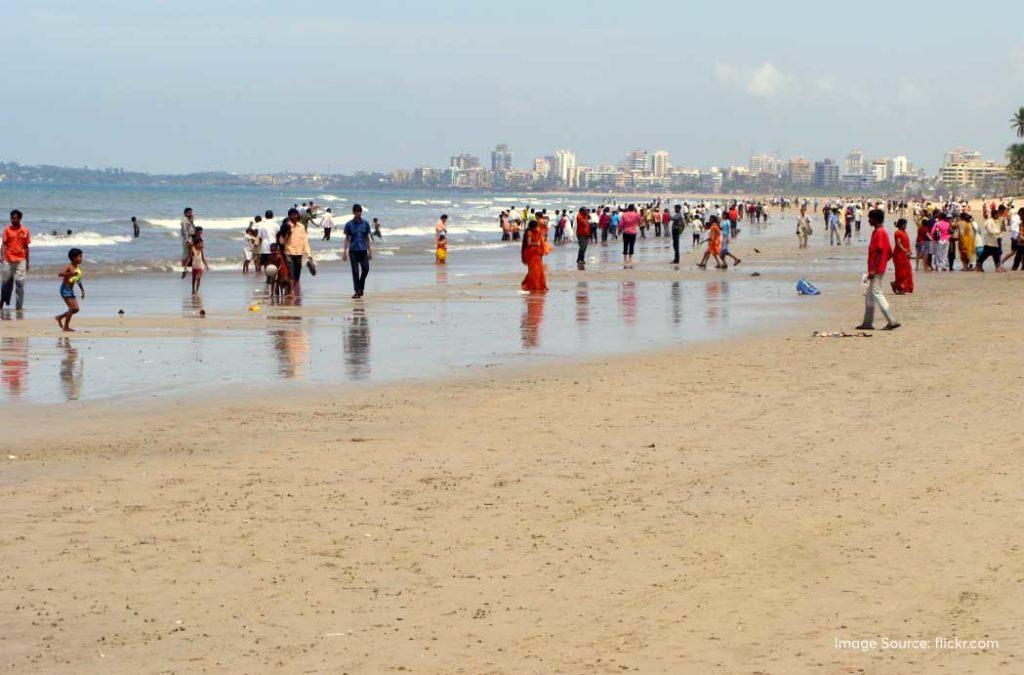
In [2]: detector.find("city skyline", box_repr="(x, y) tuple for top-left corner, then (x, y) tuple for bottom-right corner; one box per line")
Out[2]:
(1, 1), (1021, 174)
(2, 141), (1008, 195)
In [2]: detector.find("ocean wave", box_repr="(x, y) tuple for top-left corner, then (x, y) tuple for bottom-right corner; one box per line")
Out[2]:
(147, 217), (252, 231)
(379, 223), (499, 237)
(32, 231), (134, 247)
(408, 200), (429, 205)
(464, 199), (494, 205)
(318, 194), (347, 202)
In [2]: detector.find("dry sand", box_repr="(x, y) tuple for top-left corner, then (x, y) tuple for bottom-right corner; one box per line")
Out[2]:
(2, 231), (1023, 673)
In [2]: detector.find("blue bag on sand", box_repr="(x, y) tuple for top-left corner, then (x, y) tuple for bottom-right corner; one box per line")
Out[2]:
(796, 278), (820, 295)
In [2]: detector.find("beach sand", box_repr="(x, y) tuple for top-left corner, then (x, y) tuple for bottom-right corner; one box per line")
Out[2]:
(2, 228), (1023, 673)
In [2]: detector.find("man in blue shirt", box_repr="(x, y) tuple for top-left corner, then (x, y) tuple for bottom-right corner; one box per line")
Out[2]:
(342, 203), (373, 298)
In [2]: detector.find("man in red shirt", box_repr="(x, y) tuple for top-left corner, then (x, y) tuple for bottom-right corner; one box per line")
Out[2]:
(575, 207), (591, 268)
(856, 208), (900, 331)
(1, 209), (31, 311)
(599, 207), (611, 243)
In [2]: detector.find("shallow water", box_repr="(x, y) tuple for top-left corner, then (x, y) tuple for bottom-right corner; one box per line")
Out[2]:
(0, 224), (824, 404)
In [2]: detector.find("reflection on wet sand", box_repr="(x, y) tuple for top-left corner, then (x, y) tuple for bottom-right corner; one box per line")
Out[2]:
(574, 282), (589, 325)
(619, 281), (637, 326)
(270, 320), (310, 380)
(704, 281), (731, 324)
(520, 294), (546, 349)
(58, 337), (83, 401)
(670, 281), (682, 326)
(1, 336), (28, 399)
(343, 305), (371, 380)
(183, 294), (205, 317)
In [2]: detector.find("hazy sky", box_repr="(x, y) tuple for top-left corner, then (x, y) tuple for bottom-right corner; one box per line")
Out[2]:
(2, 0), (1021, 174)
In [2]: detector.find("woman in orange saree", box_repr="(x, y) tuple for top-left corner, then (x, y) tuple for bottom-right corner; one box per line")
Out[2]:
(521, 220), (548, 292)
(891, 218), (914, 294)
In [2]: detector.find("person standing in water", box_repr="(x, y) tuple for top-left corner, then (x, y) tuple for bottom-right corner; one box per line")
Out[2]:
(179, 207), (196, 278)
(856, 209), (900, 331)
(575, 207), (590, 268)
(520, 219), (547, 292)
(320, 207), (335, 241)
(189, 227), (209, 295)
(131, 216), (140, 238)
(342, 204), (373, 299)
(619, 204), (640, 266)
(669, 204), (685, 264)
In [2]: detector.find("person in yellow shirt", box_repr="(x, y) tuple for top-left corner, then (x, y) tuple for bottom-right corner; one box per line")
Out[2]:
(283, 207), (314, 294)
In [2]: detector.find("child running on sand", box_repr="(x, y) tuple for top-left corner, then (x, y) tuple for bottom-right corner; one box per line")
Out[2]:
(55, 247), (84, 332)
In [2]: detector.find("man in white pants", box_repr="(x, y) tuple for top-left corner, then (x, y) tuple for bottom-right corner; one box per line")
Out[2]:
(856, 208), (900, 331)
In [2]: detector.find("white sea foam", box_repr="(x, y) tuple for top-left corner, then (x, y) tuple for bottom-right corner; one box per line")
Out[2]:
(408, 200), (429, 205)
(380, 222), (498, 237)
(148, 217), (252, 231)
(464, 199), (494, 205)
(33, 231), (133, 247)
(318, 194), (347, 202)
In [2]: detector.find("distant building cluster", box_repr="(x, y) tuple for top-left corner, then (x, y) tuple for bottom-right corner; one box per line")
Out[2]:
(379, 144), (1008, 195)
(0, 144), (1011, 196)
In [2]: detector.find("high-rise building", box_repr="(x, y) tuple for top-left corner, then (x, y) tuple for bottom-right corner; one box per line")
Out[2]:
(944, 147), (982, 165)
(490, 144), (513, 174)
(750, 153), (785, 176)
(886, 156), (910, 179)
(533, 157), (551, 179)
(844, 150), (865, 175)
(813, 159), (840, 189)
(450, 153), (481, 171)
(787, 157), (813, 184)
(870, 159), (888, 182)
(553, 150), (578, 188)
(627, 150), (649, 173)
(652, 150), (670, 178)
(940, 156), (1008, 191)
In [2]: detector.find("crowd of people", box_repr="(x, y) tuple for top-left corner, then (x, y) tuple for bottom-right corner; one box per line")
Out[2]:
(514, 199), (764, 289)
(0, 194), (1020, 334)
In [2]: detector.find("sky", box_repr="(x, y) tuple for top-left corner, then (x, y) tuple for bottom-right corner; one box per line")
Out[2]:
(1, 0), (1021, 175)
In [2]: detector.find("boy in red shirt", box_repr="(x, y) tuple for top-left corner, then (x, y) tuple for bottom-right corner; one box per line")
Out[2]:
(856, 209), (900, 331)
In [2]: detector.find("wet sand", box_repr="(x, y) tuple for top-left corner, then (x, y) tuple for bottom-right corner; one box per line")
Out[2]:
(3, 220), (1022, 673)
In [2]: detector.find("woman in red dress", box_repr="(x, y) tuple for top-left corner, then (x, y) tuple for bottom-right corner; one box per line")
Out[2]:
(521, 220), (548, 292)
(891, 218), (914, 294)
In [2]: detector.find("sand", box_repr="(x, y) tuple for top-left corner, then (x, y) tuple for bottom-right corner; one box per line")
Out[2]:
(2, 222), (1023, 673)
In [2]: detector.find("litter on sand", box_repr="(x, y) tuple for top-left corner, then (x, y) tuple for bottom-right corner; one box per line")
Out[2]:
(813, 331), (873, 338)
(796, 278), (820, 295)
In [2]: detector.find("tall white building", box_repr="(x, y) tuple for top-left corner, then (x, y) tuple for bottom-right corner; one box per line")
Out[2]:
(652, 150), (670, 178)
(870, 159), (888, 182)
(886, 156), (910, 179)
(844, 150), (865, 175)
(553, 150), (578, 188)
(750, 153), (784, 175)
